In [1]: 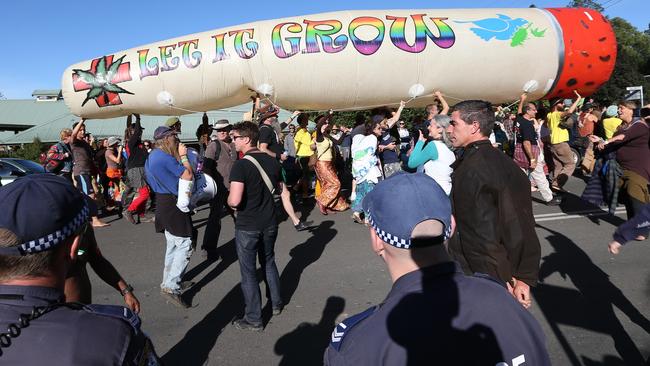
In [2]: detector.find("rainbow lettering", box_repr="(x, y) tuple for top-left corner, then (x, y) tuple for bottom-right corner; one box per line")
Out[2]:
(348, 17), (385, 56)
(387, 15), (455, 53)
(303, 19), (348, 54)
(272, 22), (303, 59)
(178, 39), (202, 68)
(229, 29), (258, 59)
(159, 44), (180, 72)
(212, 33), (230, 62)
(137, 49), (159, 80)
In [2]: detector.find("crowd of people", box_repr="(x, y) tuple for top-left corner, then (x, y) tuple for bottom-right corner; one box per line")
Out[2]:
(0, 89), (648, 365)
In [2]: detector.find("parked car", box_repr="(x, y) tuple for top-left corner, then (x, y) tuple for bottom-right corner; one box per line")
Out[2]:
(0, 158), (46, 186)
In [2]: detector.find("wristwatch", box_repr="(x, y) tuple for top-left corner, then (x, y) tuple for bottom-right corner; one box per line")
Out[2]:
(120, 284), (134, 296)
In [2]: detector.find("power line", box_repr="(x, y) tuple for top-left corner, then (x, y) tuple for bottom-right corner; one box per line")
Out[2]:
(604, 0), (624, 10)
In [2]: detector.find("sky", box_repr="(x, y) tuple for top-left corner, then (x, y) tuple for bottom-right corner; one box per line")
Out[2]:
(1, 0), (647, 99)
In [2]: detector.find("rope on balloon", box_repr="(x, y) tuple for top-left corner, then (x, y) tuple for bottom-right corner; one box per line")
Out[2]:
(156, 79), (540, 119)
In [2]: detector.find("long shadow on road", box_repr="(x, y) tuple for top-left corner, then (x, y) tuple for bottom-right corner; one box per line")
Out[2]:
(533, 224), (650, 366)
(162, 283), (244, 365)
(163, 221), (336, 365)
(279, 220), (337, 306)
(183, 239), (237, 304)
(274, 296), (345, 366)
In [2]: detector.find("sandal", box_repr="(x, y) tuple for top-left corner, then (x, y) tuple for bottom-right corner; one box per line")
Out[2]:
(351, 212), (364, 224)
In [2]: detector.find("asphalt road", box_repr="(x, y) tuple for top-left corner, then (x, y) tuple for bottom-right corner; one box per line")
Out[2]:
(89, 176), (650, 365)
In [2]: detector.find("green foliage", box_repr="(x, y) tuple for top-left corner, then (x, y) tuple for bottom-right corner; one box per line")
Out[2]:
(329, 107), (426, 129)
(567, 0), (604, 12)
(0, 138), (46, 163)
(592, 17), (650, 104)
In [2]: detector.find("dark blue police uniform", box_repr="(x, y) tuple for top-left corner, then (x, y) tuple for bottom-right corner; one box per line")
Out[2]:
(0, 285), (158, 365)
(0, 174), (160, 365)
(324, 262), (551, 366)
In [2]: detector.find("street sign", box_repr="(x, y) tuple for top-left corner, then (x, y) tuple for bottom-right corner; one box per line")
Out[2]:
(624, 86), (644, 106)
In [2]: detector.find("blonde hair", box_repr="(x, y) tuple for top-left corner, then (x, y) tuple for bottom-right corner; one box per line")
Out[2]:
(60, 128), (72, 140)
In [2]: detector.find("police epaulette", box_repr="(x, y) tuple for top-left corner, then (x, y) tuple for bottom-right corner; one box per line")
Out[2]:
(330, 305), (379, 351)
(83, 304), (142, 334)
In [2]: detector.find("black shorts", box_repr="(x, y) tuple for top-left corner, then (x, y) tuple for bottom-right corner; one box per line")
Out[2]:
(74, 174), (94, 195)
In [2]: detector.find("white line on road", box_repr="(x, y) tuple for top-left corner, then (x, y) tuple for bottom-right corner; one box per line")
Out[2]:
(534, 208), (627, 222)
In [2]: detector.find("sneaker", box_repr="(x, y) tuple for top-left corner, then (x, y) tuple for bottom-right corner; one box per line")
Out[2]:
(233, 318), (263, 331)
(124, 210), (137, 225)
(272, 306), (283, 316)
(140, 215), (155, 223)
(161, 290), (190, 308)
(545, 196), (563, 206)
(294, 221), (312, 232)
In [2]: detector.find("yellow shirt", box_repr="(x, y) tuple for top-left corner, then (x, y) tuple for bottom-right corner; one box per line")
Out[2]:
(294, 128), (313, 157)
(602, 117), (622, 139)
(547, 111), (569, 144)
(315, 138), (334, 161)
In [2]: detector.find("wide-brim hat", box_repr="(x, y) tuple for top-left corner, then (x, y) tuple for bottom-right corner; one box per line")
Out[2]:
(165, 116), (181, 127)
(213, 119), (231, 130)
(107, 136), (121, 146)
(258, 105), (279, 123)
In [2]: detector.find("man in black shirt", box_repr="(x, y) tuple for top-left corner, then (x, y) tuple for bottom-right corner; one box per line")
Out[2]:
(258, 107), (310, 231)
(515, 94), (560, 206)
(228, 121), (284, 331)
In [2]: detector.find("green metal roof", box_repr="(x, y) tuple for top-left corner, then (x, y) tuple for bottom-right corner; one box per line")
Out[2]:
(31, 90), (62, 97)
(0, 100), (70, 131)
(0, 100), (293, 145)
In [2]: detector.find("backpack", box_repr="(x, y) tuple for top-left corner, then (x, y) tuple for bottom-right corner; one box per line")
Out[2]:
(44, 142), (66, 173)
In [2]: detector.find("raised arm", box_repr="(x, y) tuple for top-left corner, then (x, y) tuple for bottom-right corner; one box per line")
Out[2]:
(517, 93), (527, 115)
(435, 91), (449, 116)
(71, 118), (86, 142)
(386, 101), (406, 128)
(563, 90), (582, 117)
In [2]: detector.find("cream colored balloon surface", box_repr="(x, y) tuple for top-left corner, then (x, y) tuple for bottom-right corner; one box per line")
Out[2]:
(62, 8), (568, 118)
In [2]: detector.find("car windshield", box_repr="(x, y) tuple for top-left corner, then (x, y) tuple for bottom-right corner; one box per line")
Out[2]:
(12, 159), (46, 173)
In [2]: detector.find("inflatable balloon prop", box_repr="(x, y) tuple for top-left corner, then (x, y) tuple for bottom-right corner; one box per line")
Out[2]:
(256, 83), (274, 97)
(156, 91), (174, 106)
(523, 80), (539, 94)
(62, 7), (616, 118)
(406, 83), (426, 103)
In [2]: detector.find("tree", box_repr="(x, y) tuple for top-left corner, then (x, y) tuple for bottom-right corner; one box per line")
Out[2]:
(0, 91), (5, 100)
(567, 0), (604, 11)
(592, 17), (650, 104)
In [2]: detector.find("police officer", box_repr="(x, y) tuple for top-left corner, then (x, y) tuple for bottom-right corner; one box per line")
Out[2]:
(0, 174), (160, 365)
(324, 173), (551, 366)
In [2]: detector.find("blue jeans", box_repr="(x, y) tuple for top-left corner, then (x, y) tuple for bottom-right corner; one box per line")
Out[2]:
(235, 226), (282, 325)
(161, 230), (193, 294)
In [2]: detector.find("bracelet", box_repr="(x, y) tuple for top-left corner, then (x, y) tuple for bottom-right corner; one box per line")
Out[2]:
(120, 284), (134, 296)
(180, 156), (189, 163)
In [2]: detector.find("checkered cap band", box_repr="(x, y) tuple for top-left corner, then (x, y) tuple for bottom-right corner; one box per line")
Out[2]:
(367, 213), (452, 249)
(18, 204), (89, 255)
(367, 214), (410, 249)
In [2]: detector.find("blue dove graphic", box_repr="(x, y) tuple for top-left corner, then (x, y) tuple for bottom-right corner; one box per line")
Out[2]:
(455, 14), (529, 41)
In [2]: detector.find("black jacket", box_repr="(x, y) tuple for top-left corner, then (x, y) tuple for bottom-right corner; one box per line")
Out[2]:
(448, 140), (541, 287)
